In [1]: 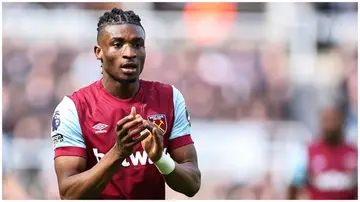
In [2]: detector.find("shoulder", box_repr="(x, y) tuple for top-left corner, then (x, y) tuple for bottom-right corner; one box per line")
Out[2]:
(141, 80), (185, 100)
(67, 80), (101, 105)
(141, 80), (187, 111)
(54, 96), (77, 114)
(141, 79), (174, 96)
(52, 96), (79, 130)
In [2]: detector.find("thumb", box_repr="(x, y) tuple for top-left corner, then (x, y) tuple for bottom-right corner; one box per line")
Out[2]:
(152, 127), (158, 137)
(130, 106), (136, 117)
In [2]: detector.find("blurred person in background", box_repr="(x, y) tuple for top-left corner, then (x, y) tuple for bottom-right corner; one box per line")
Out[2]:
(287, 104), (358, 200)
(2, 134), (30, 200)
(51, 8), (200, 199)
(2, 174), (30, 200)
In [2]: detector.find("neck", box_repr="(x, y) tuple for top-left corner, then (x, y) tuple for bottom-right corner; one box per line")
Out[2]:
(324, 134), (343, 147)
(102, 75), (140, 99)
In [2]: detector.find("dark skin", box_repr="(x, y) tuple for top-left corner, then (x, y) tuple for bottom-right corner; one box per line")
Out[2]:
(54, 23), (201, 199)
(287, 108), (347, 200)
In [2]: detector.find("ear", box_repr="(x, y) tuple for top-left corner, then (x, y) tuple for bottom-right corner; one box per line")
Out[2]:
(94, 46), (103, 61)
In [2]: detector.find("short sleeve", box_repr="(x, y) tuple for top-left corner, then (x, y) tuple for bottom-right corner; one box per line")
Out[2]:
(51, 96), (87, 159)
(168, 86), (194, 151)
(291, 148), (308, 188)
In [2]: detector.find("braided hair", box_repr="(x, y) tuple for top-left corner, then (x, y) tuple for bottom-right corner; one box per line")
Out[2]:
(97, 8), (144, 35)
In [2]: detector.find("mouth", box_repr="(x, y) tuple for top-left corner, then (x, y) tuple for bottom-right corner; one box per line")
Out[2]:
(121, 62), (138, 74)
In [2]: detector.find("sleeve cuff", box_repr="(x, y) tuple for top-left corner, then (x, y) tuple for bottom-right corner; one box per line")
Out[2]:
(168, 134), (194, 151)
(54, 146), (87, 159)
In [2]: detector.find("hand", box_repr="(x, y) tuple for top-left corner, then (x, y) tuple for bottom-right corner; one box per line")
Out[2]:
(113, 107), (150, 160)
(141, 120), (164, 163)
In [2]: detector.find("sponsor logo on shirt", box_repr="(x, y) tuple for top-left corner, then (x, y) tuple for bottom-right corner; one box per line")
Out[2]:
(147, 114), (167, 135)
(92, 123), (108, 134)
(93, 147), (169, 167)
(312, 170), (356, 191)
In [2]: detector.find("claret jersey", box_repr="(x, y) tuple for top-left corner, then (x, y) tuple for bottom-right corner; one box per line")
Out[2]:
(291, 140), (357, 199)
(51, 79), (194, 199)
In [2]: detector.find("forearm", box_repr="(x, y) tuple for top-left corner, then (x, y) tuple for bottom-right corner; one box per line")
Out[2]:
(59, 148), (122, 199)
(164, 162), (201, 197)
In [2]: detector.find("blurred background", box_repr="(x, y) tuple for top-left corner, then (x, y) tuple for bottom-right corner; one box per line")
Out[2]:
(2, 2), (358, 200)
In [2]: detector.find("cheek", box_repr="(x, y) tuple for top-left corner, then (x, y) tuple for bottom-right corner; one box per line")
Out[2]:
(138, 50), (146, 63)
(104, 50), (122, 64)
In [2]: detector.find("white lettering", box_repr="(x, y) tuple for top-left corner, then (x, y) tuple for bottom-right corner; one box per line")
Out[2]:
(92, 147), (169, 167)
(312, 170), (356, 191)
(122, 158), (130, 167)
(92, 148), (105, 163)
(130, 151), (148, 166)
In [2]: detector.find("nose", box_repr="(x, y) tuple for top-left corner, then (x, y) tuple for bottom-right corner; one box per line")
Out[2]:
(122, 44), (136, 59)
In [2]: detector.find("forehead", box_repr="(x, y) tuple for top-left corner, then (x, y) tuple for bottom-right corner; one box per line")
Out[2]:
(103, 24), (145, 40)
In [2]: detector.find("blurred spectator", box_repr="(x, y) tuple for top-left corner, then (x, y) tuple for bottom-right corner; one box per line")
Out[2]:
(2, 134), (30, 200)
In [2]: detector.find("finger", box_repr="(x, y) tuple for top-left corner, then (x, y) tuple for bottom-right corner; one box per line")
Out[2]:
(136, 114), (145, 120)
(152, 127), (159, 136)
(143, 120), (157, 133)
(119, 116), (144, 136)
(122, 125), (147, 143)
(142, 120), (152, 129)
(115, 115), (134, 132)
(140, 129), (151, 136)
(126, 130), (151, 147)
(130, 106), (136, 117)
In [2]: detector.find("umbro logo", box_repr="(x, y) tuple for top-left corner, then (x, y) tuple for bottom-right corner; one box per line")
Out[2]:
(92, 123), (108, 134)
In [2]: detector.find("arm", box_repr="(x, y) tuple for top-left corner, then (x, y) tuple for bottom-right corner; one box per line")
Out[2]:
(52, 97), (122, 199)
(55, 149), (123, 199)
(163, 86), (201, 197)
(52, 98), (147, 199)
(287, 148), (308, 200)
(165, 144), (201, 197)
(141, 86), (201, 197)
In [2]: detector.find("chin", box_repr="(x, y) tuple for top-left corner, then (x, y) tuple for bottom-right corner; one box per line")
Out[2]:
(117, 77), (138, 85)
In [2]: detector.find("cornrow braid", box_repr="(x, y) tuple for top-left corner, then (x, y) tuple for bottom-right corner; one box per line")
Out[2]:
(97, 8), (144, 33)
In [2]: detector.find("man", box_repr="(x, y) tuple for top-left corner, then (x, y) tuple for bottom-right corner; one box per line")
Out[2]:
(288, 105), (357, 200)
(51, 8), (201, 199)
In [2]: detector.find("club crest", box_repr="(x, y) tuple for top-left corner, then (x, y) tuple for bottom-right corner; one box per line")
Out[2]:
(52, 110), (61, 132)
(147, 114), (167, 135)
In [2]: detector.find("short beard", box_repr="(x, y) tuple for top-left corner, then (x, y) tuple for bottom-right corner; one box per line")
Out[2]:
(117, 78), (138, 85)
(102, 66), (140, 85)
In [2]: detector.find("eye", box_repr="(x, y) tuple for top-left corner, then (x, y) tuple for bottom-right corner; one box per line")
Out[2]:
(113, 42), (123, 48)
(133, 43), (144, 49)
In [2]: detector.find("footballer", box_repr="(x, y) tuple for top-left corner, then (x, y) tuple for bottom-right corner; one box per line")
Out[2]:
(51, 8), (201, 199)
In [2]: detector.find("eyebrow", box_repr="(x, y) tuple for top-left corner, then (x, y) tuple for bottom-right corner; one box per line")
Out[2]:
(110, 37), (144, 42)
